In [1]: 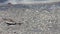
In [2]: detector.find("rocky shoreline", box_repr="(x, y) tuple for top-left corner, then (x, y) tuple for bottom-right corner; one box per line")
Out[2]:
(0, 2), (60, 34)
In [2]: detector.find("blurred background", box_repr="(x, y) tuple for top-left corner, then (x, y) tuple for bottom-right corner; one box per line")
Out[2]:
(0, 0), (60, 4)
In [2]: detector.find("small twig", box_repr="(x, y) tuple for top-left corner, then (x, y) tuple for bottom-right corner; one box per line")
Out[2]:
(2, 18), (23, 26)
(6, 22), (16, 25)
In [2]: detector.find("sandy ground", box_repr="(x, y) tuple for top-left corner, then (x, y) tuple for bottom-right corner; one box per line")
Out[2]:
(0, 2), (60, 34)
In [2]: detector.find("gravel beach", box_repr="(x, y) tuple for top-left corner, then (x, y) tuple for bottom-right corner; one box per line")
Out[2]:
(0, 2), (60, 34)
